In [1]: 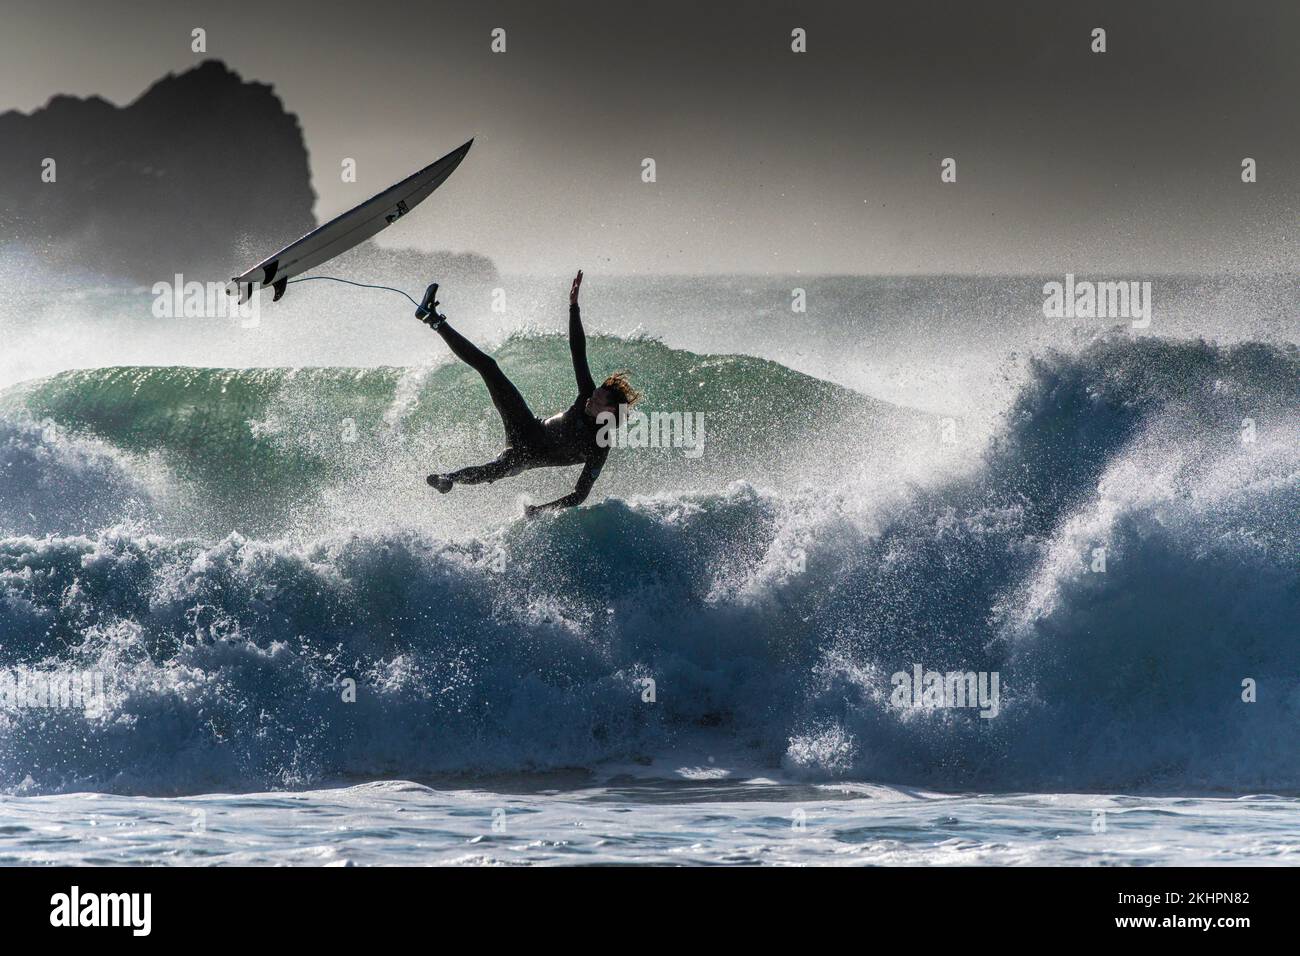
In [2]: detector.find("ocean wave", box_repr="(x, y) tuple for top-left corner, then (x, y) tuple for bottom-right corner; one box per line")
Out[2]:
(0, 335), (1296, 794)
(0, 335), (928, 536)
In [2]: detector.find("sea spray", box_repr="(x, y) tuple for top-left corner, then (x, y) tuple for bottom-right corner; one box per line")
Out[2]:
(0, 335), (1295, 795)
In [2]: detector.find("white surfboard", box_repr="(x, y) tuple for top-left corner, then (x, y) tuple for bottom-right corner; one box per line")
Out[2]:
(231, 138), (473, 302)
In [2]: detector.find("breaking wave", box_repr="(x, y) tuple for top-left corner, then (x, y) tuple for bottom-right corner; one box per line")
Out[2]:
(0, 334), (1296, 794)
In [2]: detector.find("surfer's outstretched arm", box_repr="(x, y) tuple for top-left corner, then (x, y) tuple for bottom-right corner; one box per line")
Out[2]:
(568, 270), (596, 398)
(525, 452), (606, 516)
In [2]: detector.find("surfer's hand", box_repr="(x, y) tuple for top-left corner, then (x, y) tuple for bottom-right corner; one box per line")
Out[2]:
(570, 270), (583, 305)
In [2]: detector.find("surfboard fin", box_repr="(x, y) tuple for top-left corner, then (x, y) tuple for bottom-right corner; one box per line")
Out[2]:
(272, 277), (288, 302)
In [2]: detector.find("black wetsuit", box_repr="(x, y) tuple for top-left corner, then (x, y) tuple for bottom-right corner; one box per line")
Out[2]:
(434, 303), (607, 510)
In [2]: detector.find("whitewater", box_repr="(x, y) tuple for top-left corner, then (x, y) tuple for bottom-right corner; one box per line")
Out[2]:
(0, 273), (1296, 865)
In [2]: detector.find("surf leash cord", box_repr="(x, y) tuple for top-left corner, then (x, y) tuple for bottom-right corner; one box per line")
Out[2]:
(285, 275), (420, 309)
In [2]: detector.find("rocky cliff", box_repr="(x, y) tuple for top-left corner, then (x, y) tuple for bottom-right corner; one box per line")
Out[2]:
(0, 60), (316, 284)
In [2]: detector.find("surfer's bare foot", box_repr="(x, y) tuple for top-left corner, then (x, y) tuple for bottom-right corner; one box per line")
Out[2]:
(427, 474), (452, 493)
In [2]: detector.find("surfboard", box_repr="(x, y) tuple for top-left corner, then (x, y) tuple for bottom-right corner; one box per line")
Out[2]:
(230, 138), (473, 302)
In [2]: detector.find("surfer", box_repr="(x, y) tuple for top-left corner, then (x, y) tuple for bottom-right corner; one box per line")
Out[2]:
(419, 270), (640, 515)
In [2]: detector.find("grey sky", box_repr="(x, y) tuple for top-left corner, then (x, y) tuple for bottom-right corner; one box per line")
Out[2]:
(3, 0), (1297, 274)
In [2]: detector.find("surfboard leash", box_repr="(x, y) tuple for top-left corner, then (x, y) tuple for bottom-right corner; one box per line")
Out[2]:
(285, 275), (420, 308)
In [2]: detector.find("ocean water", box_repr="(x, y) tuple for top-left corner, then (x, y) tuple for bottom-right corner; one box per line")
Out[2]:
(3, 782), (1299, 866)
(0, 273), (1296, 865)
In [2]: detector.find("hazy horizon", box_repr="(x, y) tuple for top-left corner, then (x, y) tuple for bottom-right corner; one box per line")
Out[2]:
(3, 0), (1297, 276)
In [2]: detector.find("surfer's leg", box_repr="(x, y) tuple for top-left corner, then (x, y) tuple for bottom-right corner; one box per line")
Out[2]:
(435, 322), (540, 446)
(432, 449), (528, 488)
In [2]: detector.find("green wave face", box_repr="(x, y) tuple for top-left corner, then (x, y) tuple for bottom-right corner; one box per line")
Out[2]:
(0, 334), (921, 535)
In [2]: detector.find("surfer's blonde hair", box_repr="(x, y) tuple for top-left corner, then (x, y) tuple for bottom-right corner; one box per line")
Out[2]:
(600, 371), (642, 408)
